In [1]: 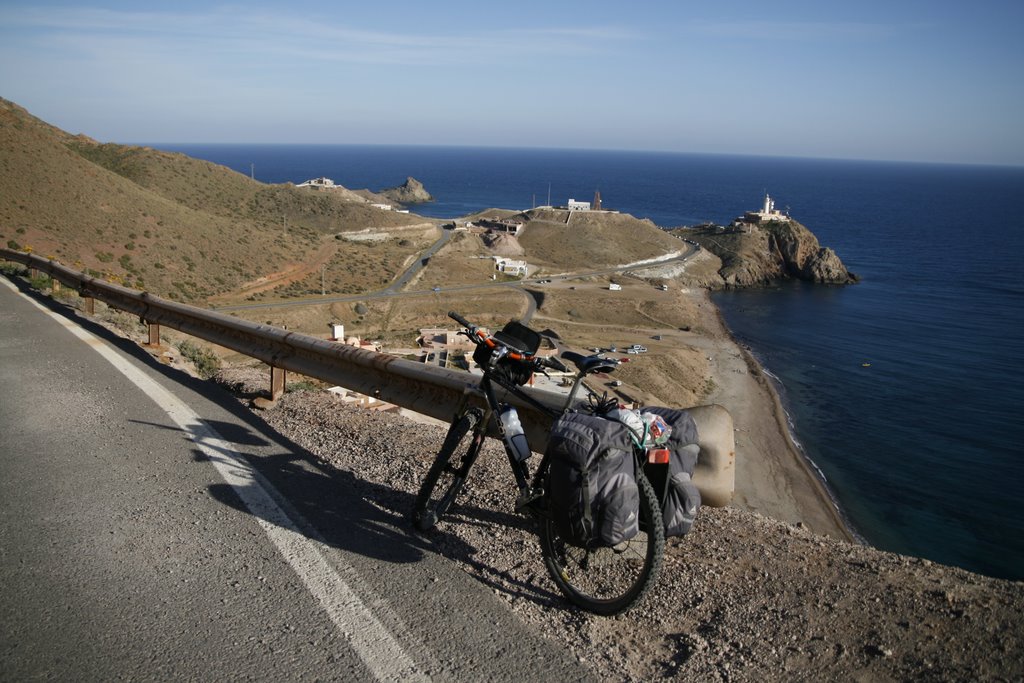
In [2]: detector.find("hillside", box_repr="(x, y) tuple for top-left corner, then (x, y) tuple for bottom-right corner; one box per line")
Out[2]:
(0, 98), (434, 303)
(419, 208), (685, 283)
(517, 209), (684, 271)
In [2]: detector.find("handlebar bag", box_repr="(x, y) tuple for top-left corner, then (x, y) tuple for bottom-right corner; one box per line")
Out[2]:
(545, 412), (640, 548)
(472, 320), (542, 386)
(640, 407), (701, 538)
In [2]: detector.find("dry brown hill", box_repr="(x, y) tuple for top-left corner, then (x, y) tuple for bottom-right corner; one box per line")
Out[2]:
(516, 209), (685, 271)
(0, 98), (433, 303)
(420, 208), (687, 287)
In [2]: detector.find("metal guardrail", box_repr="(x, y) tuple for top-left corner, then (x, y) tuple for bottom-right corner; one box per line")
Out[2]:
(2, 249), (735, 506)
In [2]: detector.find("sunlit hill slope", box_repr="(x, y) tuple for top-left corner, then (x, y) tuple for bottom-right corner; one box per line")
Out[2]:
(0, 98), (433, 303)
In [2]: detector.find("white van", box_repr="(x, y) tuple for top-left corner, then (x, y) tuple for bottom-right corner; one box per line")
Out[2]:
(608, 283), (622, 291)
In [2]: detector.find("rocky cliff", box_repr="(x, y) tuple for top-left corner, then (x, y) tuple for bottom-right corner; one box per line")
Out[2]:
(682, 220), (857, 287)
(379, 176), (433, 205)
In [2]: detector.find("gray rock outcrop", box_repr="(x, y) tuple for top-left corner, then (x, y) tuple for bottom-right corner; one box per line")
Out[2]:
(686, 220), (857, 287)
(766, 221), (857, 284)
(379, 176), (433, 205)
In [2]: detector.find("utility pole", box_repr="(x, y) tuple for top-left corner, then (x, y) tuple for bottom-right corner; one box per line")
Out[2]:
(321, 264), (327, 296)
(251, 163), (255, 180)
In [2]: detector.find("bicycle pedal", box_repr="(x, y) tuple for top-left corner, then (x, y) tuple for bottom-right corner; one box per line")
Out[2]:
(514, 488), (544, 512)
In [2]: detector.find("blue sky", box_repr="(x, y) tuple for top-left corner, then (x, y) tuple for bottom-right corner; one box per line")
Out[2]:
(1, 1), (1022, 165)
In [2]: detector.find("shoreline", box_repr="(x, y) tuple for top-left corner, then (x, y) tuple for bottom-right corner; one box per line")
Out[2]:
(694, 289), (855, 541)
(753, 356), (867, 544)
(732, 334), (860, 542)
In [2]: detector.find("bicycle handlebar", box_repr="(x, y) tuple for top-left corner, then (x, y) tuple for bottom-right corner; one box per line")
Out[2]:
(449, 310), (547, 365)
(448, 311), (472, 329)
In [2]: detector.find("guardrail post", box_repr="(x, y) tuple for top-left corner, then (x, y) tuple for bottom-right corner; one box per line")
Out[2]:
(146, 322), (160, 347)
(51, 279), (61, 295)
(270, 366), (286, 400)
(29, 267), (40, 280)
(82, 296), (95, 315)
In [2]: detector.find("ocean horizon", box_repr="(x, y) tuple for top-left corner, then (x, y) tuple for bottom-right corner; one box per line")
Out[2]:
(159, 143), (1024, 581)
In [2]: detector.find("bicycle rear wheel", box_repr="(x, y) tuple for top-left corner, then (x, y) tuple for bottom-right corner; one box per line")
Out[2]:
(538, 467), (665, 615)
(412, 409), (484, 532)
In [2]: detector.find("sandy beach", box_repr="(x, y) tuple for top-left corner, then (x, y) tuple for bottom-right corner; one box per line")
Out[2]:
(686, 288), (852, 540)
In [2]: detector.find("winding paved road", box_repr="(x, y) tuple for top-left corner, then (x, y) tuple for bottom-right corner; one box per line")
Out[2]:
(0, 277), (591, 681)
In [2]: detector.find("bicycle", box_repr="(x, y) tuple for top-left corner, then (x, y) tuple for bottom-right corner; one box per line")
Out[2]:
(412, 311), (665, 615)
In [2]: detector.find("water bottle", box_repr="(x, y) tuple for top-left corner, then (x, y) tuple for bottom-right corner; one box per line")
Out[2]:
(499, 405), (531, 462)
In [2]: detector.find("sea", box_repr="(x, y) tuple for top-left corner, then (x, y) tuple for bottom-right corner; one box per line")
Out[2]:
(157, 143), (1024, 581)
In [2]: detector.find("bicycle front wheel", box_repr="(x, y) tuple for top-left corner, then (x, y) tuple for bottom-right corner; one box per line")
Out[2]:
(538, 467), (665, 615)
(412, 409), (484, 532)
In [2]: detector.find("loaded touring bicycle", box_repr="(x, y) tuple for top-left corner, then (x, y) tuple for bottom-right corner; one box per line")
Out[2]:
(413, 312), (701, 615)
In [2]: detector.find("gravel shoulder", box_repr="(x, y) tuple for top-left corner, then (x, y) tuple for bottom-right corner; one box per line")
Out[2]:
(221, 368), (1024, 682)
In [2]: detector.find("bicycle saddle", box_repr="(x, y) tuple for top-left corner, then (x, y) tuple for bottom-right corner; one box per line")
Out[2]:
(561, 351), (619, 374)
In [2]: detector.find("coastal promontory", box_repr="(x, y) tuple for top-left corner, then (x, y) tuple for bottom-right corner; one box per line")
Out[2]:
(678, 218), (858, 287)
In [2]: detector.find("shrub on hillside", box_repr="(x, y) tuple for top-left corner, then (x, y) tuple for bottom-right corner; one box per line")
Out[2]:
(177, 340), (221, 379)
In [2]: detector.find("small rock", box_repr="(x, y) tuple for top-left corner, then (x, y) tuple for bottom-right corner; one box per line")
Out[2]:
(864, 644), (893, 658)
(251, 396), (277, 410)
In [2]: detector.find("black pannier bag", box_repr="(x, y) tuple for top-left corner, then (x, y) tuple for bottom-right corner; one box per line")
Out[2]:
(545, 412), (640, 548)
(472, 320), (540, 386)
(641, 407), (701, 538)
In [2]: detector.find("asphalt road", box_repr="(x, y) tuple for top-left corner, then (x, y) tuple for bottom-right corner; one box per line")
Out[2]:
(0, 277), (591, 682)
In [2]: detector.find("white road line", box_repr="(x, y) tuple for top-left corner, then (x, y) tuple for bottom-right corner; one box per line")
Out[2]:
(3, 279), (427, 682)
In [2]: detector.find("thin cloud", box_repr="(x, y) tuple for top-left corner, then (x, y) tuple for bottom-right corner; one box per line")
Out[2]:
(0, 6), (636, 67)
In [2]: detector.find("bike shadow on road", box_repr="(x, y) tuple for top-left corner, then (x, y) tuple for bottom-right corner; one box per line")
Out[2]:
(198, 423), (565, 610)
(424, 500), (568, 608)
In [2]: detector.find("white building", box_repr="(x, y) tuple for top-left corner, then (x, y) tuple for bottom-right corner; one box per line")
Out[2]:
(296, 177), (337, 189)
(744, 193), (788, 223)
(567, 198), (591, 211)
(493, 257), (528, 276)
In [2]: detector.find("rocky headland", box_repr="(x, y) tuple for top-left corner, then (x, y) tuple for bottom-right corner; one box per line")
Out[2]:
(379, 176), (434, 205)
(679, 220), (857, 288)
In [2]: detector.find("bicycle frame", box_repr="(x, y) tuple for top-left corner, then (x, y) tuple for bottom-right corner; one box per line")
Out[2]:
(451, 344), (601, 511)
